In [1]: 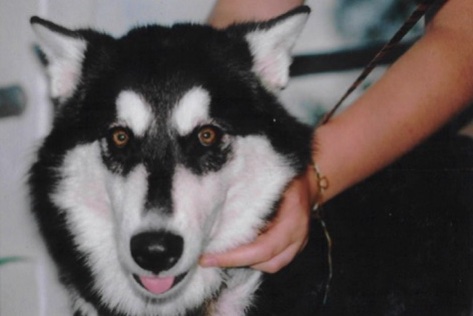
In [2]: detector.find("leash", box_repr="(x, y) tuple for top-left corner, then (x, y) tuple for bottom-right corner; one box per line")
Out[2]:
(319, 0), (436, 126)
(314, 0), (436, 305)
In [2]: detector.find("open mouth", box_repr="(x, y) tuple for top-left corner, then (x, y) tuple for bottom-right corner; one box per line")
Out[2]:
(133, 273), (188, 295)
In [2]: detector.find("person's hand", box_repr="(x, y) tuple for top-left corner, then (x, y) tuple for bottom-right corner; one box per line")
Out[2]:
(199, 166), (318, 273)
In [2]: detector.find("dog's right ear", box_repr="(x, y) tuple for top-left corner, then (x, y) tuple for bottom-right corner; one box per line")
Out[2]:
(31, 17), (87, 102)
(227, 6), (310, 93)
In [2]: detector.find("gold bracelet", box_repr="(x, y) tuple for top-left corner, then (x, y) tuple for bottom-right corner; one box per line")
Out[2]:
(311, 160), (329, 212)
(310, 160), (332, 304)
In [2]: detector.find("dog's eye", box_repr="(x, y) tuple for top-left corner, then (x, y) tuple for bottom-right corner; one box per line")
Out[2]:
(110, 127), (131, 148)
(198, 126), (220, 147)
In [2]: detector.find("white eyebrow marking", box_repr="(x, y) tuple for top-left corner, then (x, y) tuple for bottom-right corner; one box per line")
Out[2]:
(116, 91), (153, 136)
(172, 87), (211, 135)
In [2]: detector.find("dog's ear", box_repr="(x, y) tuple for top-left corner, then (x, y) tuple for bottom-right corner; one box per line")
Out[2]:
(30, 17), (87, 102)
(230, 6), (310, 92)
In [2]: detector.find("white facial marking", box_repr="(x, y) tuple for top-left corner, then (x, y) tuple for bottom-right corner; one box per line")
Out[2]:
(205, 135), (296, 253)
(170, 166), (229, 269)
(51, 143), (223, 316)
(116, 91), (153, 136)
(172, 87), (211, 135)
(159, 135), (294, 315)
(49, 97), (297, 316)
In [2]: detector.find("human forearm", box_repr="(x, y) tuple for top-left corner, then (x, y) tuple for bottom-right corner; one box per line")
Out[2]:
(201, 0), (473, 273)
(208, 0), (304, 28)
(315, 0), (473, 201)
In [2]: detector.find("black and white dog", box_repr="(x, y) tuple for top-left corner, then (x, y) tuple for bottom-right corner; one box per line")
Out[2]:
(29, 5), (473, 316)
(29, 6), (313, 316)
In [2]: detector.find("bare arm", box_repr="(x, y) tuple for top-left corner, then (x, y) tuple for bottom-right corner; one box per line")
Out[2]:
(208, 0), (304, 28)
(318, 0), (473, 200)
(200, 0), (473, 272)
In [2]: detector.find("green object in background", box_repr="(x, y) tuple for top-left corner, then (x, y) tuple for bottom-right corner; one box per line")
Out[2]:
(0, 257), (26, 266)
(0, 85), (27, 118)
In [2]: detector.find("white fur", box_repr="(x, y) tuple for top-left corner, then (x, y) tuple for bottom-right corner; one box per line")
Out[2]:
(172, 87), (211, 135)
(245, 11), (309, 92)
(32, 23), (86, 101)
(50, 129), (295, 316)
(116, 91), (153, 136)
(50, 143), (195, 315)
(50, 143), (133, 313)
(205, 135), (296, 253)
(213, 270), (262, 316)
(70, 292), (99, 316)
(168, 134), (295, 269)
(49, 143), (222, 315)
(165, 135), (295, 314)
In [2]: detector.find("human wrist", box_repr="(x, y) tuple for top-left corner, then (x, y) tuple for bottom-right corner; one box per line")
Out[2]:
(309, 160), (328, 210)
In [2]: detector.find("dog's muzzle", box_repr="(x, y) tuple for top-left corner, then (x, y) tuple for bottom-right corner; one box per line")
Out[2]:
(130, 231), (186, 295)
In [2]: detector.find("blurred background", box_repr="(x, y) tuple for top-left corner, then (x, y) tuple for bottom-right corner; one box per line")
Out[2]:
(0, 0), (425, 314)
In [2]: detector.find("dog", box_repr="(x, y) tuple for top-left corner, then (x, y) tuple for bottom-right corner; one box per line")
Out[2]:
(29, 5), (473, 316)
(29, 6), (313, 316)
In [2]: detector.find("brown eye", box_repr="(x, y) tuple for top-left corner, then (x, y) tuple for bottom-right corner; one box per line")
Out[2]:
(111, 128), (130, 148)
(198, 126), (219, 146)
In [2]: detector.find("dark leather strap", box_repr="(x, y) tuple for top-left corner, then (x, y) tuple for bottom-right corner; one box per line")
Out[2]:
(320, 0), (436, 125)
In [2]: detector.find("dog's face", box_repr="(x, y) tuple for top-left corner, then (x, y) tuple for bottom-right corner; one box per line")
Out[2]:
(31, 7), (311, 315)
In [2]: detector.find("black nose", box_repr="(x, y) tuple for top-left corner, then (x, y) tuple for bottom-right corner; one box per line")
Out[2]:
(130, 231), (183, 274)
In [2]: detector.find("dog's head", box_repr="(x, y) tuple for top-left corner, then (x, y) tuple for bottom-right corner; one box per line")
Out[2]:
(31, 6), (311, 315)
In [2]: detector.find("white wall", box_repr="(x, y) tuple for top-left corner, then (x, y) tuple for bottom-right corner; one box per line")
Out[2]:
(0, 1), (344, 315)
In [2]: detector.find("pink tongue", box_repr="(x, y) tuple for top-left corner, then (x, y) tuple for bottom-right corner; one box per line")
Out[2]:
(139, 276), (175, 295)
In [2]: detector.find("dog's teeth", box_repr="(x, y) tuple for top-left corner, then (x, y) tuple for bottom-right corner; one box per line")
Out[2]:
(139, 275), (175, 295)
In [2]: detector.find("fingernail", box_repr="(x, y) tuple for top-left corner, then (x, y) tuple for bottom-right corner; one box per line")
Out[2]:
(199, 256), (218, 267)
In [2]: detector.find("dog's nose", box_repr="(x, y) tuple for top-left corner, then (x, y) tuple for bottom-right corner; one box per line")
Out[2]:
(130, 231), (183, 274)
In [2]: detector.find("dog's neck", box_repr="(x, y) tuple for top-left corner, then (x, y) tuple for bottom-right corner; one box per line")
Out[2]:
(206, 268), (262, 316)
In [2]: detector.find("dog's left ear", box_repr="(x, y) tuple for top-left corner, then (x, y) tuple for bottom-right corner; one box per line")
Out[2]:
(30, 17), (88, 102)
(230, 6), (310, 92)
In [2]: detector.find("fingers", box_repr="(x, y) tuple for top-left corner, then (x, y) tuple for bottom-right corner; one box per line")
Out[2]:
(200, 171), (314, 272)
(200, 215), (308, 271)
(199, 233), (286, 269)
(251, 235), (308, 273)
